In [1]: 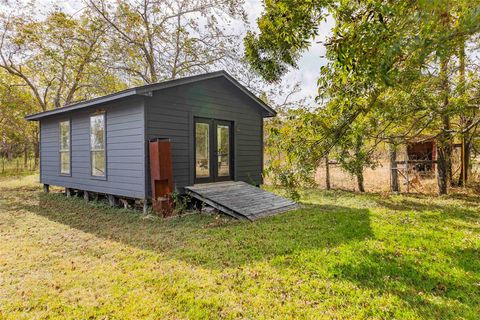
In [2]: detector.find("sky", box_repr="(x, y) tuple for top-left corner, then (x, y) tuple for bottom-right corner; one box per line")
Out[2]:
(3, 0), (335, 104)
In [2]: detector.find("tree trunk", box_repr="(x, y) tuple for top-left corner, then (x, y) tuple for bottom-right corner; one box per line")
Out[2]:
(457, 40), (471, 187)
(356, 170), (365, 192)
(389, 143), (399, 193)
(437, 142), (448, 195)
(448, 149), (453, 187)
(33, 131), (40, 168)
(445, 117), (453, 188)
(354, 136), (365, 192)
(325, 156), (331, 190)
(437, 55), (451, 194)
(458, 138), (472, 186)
(24, 145), (28, 168)
(34, 144), (39, 168)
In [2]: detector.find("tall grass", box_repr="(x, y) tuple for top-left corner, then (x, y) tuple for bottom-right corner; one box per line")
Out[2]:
(0, 157), (38, 176)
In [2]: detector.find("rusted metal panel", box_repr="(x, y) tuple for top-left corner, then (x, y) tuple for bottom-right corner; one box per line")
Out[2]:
(407, 140), (436, 172)
(149, 138), (174, 216)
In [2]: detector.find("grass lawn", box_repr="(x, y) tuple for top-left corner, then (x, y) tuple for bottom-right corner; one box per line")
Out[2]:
(0, 175), (479, 319)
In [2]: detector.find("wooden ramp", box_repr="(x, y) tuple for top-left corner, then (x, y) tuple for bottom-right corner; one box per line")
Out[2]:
(185, 181), (298, 221)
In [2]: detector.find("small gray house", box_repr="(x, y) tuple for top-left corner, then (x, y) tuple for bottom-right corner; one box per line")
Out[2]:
(26, 71), (277, 206)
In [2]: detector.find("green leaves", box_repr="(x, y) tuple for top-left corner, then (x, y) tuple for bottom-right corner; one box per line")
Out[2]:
(244, 0), (327, 82)
(249, 0), (480, 194)
(0, 6), (120, 110)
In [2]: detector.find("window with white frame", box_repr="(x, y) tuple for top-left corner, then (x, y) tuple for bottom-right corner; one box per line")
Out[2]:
(90, 113), (106, 177)
(59, 120), (70, 175)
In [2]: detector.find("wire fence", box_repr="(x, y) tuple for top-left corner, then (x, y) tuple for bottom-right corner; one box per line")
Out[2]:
(315, 157), (480, 193)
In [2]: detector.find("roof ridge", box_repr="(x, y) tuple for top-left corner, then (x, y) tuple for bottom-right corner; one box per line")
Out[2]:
(25, 70), (275, 120)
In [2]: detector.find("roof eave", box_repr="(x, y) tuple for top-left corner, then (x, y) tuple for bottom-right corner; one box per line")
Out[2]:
(25, 89), (137, 121)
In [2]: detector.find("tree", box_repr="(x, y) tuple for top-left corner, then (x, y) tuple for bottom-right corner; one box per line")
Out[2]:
(0, 3), (126, 165)
(246, 0), (480, 195)
(455, 40), (480, 186)
(0, 6), (122, 111)
(88, 0), (247, 84)
(0, 69), (38, 165)
(333, 119), (377, 192)
(1, 0), (301, 172)
(264, 106), (322, 200)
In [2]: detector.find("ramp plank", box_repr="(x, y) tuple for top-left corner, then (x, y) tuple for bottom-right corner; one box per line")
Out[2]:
(185, 181), (298, 220)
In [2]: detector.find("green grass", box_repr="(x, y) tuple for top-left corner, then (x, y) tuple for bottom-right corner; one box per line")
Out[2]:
(0, 175), (479, 319)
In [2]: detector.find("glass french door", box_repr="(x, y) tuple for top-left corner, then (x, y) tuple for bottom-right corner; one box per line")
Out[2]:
(195, 118), (233, 183)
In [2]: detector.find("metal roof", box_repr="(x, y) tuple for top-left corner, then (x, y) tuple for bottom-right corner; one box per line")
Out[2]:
(25, 70), (276, 121)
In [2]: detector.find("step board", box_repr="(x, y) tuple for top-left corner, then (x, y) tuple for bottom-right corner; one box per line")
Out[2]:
(185, 181), (298, 221)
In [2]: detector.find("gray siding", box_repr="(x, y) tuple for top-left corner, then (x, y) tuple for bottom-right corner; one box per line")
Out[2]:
(40, 97), (146, 198)
(38, 77), (265, 200)
(145, 77), (264, 194)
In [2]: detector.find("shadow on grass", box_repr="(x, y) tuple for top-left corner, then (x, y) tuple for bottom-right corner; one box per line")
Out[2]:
(449, 247), (480, 274)
(289, 190), (480, 318)
(3, 187), (479, 318)
(5, 191), (374, 269)
(307, 187), (480, 207)
(299, 188), (479, 226)
(373, 197), (480, 222)
(329, 250), (478, 319)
